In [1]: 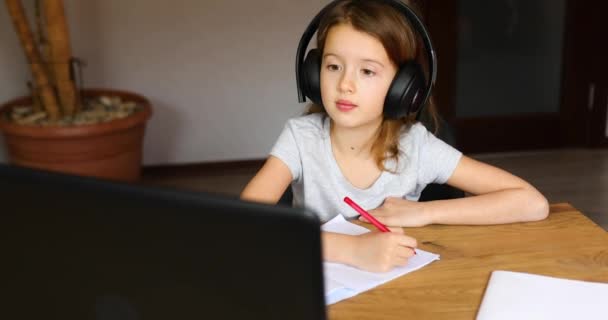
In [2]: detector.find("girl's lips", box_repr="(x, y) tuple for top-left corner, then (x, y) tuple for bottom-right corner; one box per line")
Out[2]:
(336, 100), (357, 111)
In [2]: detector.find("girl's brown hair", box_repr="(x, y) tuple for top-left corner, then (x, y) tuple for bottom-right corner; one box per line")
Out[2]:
(307, 0), (439, 172)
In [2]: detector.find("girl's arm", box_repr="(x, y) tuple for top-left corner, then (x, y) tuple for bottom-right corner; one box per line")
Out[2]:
(241, 156), (417, 272)
(240, 156), (293, 204)
(367, 156), (549, 226)
(424, 155), (549, 224)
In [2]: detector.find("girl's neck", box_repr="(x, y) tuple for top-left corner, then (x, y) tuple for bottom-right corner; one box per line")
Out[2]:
(330, 119), (382, 157)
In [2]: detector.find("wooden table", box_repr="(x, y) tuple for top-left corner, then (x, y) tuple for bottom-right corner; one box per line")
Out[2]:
(328, 203), (608, 319)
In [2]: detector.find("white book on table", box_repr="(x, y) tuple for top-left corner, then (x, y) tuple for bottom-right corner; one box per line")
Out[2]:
(321, 214), (440, 305)
(477, 270), (608, 320)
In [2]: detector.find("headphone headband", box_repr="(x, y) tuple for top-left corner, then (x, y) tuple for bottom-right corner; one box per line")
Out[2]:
(295, 0), (437, 112)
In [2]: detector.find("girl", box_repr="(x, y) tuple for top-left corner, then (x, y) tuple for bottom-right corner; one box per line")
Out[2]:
(241, 0), (549, 272)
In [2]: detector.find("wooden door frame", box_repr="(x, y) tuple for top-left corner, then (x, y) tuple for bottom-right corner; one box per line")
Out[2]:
(559, 0), (587, 147)
(586, 1), (608, 148)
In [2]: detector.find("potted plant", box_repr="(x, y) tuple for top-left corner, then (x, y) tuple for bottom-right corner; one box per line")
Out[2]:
(0, 0), (152, 182)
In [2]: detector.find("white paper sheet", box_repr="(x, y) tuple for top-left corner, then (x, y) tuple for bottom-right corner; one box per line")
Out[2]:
(477, 270), (608, 320)
(321, 214), (440, 305)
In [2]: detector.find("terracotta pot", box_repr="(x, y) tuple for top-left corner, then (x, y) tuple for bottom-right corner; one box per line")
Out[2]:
(0, 88), (152, 182)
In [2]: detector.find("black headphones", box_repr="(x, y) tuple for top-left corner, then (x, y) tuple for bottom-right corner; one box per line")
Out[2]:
(295, 0), (437, 119)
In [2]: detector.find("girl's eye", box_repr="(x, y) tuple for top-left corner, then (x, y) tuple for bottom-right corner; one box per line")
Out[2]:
(362, 69), (376, 76)
(326, 64), (340, 71)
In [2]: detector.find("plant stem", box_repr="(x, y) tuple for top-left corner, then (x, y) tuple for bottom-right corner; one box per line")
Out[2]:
(5, 0), (61, 120)
(44, 0), (78, 116)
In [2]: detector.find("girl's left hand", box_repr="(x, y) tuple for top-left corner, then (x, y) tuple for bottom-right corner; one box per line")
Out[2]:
(362, 197), (432, 227)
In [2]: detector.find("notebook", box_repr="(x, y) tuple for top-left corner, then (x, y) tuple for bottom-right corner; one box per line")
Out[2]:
(0, 164), (326, 320)
(321, 214), (440, 304)
(477, 270), (608, 320)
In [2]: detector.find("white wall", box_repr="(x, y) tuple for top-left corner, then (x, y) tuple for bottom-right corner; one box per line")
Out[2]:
(0, 1), (32, 162)
(0, 0), (327, 165)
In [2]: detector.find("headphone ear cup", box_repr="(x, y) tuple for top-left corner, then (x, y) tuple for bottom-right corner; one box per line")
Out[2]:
(302, 48), (323, 106)
(384, 62), (426, 119)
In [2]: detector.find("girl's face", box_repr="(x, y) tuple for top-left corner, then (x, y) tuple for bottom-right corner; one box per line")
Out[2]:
(320, 23), (398, 130)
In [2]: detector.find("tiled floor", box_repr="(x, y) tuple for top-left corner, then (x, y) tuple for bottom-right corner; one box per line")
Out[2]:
(141, 148), (608, 231)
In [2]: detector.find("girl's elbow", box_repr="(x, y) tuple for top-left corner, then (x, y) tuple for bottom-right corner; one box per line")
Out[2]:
(526, 191), (549, 221)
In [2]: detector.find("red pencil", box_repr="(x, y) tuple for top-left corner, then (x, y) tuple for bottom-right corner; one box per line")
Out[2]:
(344, 196), (390, 232)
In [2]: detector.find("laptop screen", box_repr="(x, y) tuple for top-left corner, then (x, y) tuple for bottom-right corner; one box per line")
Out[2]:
(0, 164), (326, 320)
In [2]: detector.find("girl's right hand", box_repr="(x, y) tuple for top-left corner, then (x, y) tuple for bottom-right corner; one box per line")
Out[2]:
(350, 229), (417, 273)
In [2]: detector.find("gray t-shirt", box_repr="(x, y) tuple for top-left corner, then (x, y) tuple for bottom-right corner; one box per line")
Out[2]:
(270, 113), (462, 223)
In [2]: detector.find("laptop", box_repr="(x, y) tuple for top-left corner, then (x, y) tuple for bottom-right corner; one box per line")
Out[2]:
(0, 164), (326, 320)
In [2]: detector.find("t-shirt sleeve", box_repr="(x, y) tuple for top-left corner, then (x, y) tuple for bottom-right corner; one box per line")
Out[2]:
(269, 121), (302, 182)
(417, 126), (463, 185)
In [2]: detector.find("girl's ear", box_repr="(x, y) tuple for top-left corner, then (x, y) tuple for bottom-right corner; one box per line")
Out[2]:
(301, 48), (323, 107)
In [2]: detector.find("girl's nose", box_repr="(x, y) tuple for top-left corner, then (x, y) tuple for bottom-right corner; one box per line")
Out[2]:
(338, 72), (355, 94)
